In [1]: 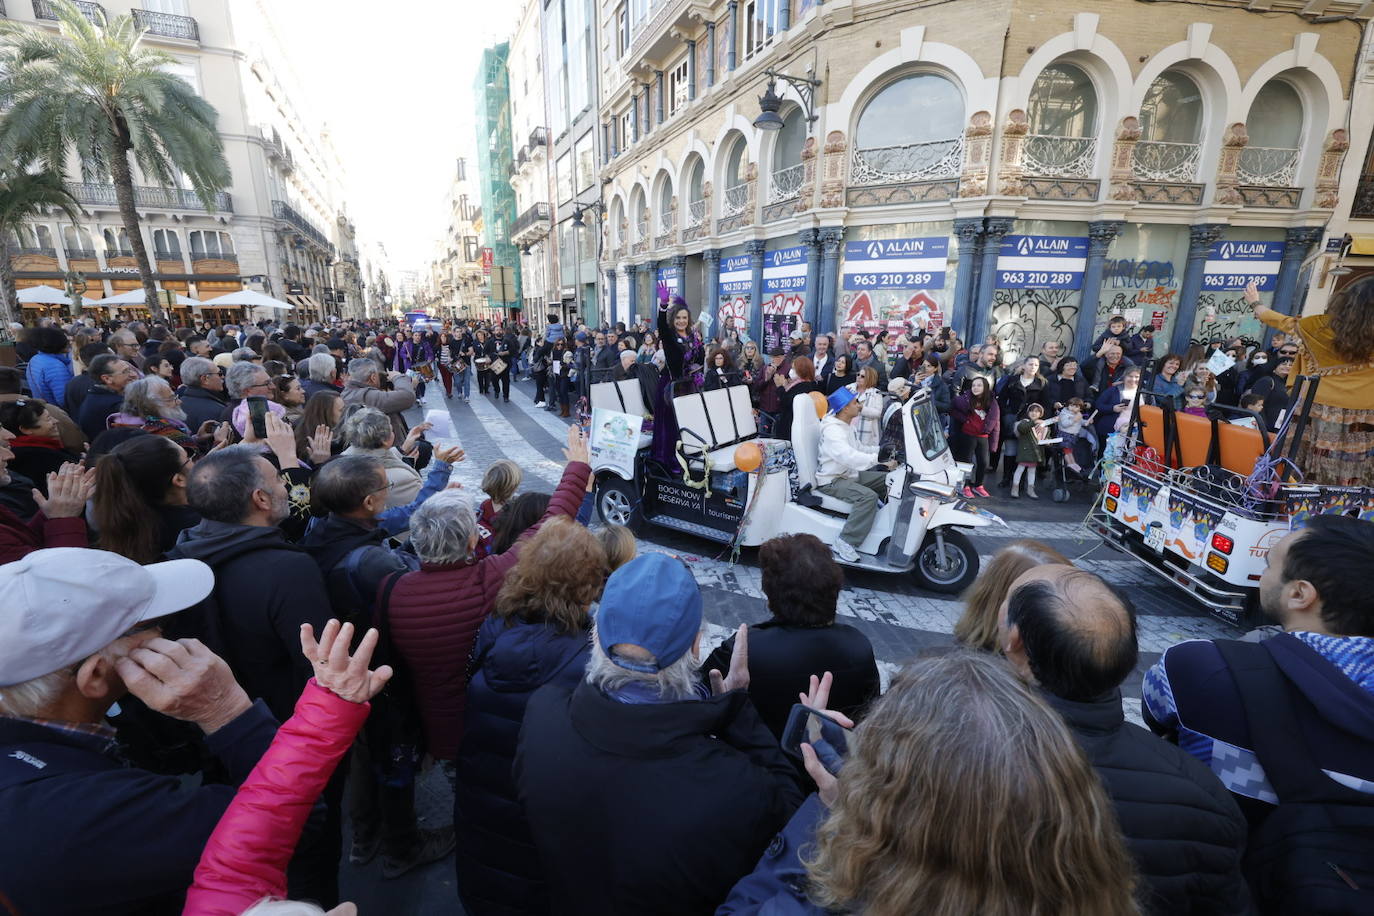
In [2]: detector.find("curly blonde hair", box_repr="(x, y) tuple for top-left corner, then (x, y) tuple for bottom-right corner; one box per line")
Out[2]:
(953, 540), (1071, 651)
(806, 651), (1138, 916)
(493, 517), (606, 633)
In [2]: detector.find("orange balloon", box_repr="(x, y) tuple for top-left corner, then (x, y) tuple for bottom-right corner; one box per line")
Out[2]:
(809, 390), (828, 418)
(735, 441), (763, 473)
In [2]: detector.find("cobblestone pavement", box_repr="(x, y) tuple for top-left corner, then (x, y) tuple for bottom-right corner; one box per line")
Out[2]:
(340, 373), (1247, 913)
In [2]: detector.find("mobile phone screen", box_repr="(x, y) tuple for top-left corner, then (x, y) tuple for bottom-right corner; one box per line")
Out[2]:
(247, 396), (269, 439)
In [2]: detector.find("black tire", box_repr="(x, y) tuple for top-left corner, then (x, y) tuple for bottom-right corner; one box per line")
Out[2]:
(1052, 487), (1070, 503)
(595, 476), (642, 531)
(912, 529), (980, 594)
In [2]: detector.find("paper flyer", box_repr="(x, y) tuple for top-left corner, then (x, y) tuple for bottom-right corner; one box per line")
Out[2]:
(588, 407), (643, 480)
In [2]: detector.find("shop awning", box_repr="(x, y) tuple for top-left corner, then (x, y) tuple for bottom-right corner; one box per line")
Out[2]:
(1348, 235), (1374, 256)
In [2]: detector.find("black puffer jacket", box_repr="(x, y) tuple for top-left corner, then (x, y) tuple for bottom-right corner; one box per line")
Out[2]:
(454, 614), (591, 916)
(1045, 691), (1250, 916)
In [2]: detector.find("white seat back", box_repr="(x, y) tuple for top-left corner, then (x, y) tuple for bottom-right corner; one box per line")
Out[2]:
(675, 384), (757, 455)
(590, 379), (647, 417)
(728, 385), (757, 440)
(792, 394), (823, 488)
(673, 392), (712, 454)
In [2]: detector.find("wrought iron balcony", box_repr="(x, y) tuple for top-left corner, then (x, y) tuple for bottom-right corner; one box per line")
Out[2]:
(190, 251), (237, 263)
(768, 163), (804, 204)
(272, 199), (333, 252)
(66, 181), (232, 212)
(33, 0), (104, 23)
(511, 202), (551, 241)
(1022, 135), (1097, 179)
(686, 198), (706, 228)
(1131, 141), (1201, 183)
(624, 0), (705, 73)
(851, 137), (964, 187)
(528, 127), (549, 149)
(1237, 146), (1300, 187)
(13, 246), (57, 258)
(722, 183), (749, 217)
(65, 248), (98, 259)
(1353, 176), (1374, 219)
(132, 8), (199, 41)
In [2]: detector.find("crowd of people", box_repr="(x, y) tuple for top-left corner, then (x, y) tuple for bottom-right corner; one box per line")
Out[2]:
(0, 291), (1369, 915)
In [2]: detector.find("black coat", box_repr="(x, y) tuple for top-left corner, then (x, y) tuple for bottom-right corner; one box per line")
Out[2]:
(178, 385), (228, 431)
(515, 681), (803, 916)
(773, 381), (821, 443)
(1045, 691), (1250, 916)
(1046, 371), (1091, 409)
(76, 384), (125, 442)
(455, 614), (591, 916)
(703, 619), (880, 740)
(63, 372), (97, 416)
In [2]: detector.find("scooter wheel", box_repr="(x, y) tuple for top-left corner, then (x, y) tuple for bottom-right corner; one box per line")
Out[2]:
(912, 529), (979, 594)
(1052, 488), (1070, 503)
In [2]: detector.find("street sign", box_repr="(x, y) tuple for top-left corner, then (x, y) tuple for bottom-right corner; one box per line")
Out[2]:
(995, 235), (1089, 290)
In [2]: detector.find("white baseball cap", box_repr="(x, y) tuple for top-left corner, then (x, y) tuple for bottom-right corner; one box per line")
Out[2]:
(0, 548), (214, 686)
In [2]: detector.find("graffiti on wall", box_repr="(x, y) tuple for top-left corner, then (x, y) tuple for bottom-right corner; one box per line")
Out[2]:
(839, 290), (944, 333)
(718, 296), (748, 331)
(1190, 292), (1262, 347)
(990, 288), (1078, 363)
(1104, 258), (1177, 289)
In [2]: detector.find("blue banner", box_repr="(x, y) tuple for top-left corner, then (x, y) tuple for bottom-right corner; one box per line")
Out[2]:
(762, 246), (807, 295)
(1202, 240), (1286, 292)
(719, 255), (751, 296)
(656, 265), (682, 296)
(995, 235), (1089, 290)
(841, 237), (949, 291)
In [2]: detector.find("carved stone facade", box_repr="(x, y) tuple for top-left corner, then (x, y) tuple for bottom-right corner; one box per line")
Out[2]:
(1108, 116), (1142, 202)
(996, 109), (1030, 197)
(957, 111), (994, 198)
(1314, 128), (1350, 210)
(819, 130), (847, 209)
(1213, 122), (1248, 206)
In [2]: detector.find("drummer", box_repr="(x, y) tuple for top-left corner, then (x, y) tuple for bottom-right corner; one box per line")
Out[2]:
(395, 329), (436, 400)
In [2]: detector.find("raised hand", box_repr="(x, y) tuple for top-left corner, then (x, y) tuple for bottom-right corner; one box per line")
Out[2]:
(263, 412), (299, 469)
(300, 619), (392, 704)
(797, 672), (854, 805)
(307, 424), (333, 465)
(115, 637), (252, 735)
(34, 462), (95, 519)
(434, 443), (465, 464)
(709, 624), (750, 695)
(563, 424), (590, 465)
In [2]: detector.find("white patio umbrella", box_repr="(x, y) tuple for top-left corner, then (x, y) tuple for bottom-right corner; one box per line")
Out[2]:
(17, 284), (101, 307)
(197, 289), (294, 311)
(97, 288), (202, 307)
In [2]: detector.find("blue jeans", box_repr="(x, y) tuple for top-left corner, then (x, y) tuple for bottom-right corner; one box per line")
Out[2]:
(456, 366), (471, 399)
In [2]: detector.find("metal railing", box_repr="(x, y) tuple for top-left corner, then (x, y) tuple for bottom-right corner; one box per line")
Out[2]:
(850, 137), (964, 186)
(105, 248), (134, 258)
(65, 247), (98, 259)
(190, 251), (237, 262)
(66, 181), (232, 212)
(768, 162), (804, 203)
(1022, 135), (1097, 179)
(1354, 176), (1374, 219)
(1237, 146), (1300, 187)
(1131, 140), (1201, 183)
(686, 198), (706, 227)
(635, 216), (649, 240)
(722, 182), (749, 216)
(13, 246), (57, 258)
(511, 202), (551, 236)
(659, 210), (674, 233)
(131, 8), (199, 41)
(528, 127), (549, 150)
(33, 0), (103, 24)
(272, 199), (332, 251)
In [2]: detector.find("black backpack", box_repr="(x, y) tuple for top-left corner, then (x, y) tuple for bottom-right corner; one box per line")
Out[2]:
(1215, 638), (1374, 914)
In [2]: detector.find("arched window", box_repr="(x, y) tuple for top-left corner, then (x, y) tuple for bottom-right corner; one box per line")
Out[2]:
(722, 136), (749, 216)
(656, 176), (674, 234)
(852, 73), (964, 186)
(1134, 70), (1203, 182)
(631, 190), (648, 243)
(609, 197), (626, 248)
(1024, 63), (1098, 178)
(32, 225), (53, 250)
(1240, 80), (1303, 187)
(769, 108), (806, 203)
(684, 157), (705, 227)
(189, 230), (234, 259)
(152, 228), (181, 259)
(103, 227), (131, 256)
(63, 225), (95, 255)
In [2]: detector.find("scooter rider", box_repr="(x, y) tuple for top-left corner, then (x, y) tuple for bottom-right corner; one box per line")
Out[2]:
(817, 387), (895, 563)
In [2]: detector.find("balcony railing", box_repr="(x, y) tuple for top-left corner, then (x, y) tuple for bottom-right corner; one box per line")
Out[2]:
(1131, 141), (1201, 183)
(132, 8), (199, 41)
(686, 198), (706, 227)
(1237, 146), (1300, 187)
(635, 217), (649, 241)
(14, 246), (57, 258)
(65, 247), (98, 259)
(272, 199), (333, 252)
(191, 251), (237, 263)
(768, 163), (804, 204)
(1022, 135), (1097, 179)
(105, 248), (134, 259)
(66, 181), (232, 212)
(527, 127), (549, 152)
(722, 183), (749, 216)
(659, 210), (674, 233)
(33, 0), (103, 24)
(1353, 176), (1374, 219)
(850, 137), (964, 186)
(511, 202), (551, 237)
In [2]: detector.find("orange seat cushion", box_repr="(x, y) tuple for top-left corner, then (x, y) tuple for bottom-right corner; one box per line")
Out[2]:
(1218, 422), (1267, 477)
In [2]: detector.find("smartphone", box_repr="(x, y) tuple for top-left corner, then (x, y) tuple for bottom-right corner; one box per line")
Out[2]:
(246, 395), (269, 440)
(780, 703), (850, 776)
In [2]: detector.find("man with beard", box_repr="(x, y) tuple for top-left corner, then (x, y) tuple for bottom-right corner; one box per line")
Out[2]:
(108, 376), (209, 456)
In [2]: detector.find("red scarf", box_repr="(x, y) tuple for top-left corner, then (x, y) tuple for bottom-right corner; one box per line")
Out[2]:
(8, 434), (64, 451)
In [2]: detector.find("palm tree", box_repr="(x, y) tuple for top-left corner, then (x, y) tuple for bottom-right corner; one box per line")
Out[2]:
(0, 0), (230, 323)
(0, 165), (81, 327)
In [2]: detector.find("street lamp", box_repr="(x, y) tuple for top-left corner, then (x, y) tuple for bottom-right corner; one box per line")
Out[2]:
(569, 199), (604, 326)
(753, 69), (823, 134)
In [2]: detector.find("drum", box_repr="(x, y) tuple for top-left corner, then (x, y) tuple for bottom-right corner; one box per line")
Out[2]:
(414, 361), (436, 382)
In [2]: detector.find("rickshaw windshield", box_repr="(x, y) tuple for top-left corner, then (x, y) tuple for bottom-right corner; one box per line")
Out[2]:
(910, 396), (949, 461)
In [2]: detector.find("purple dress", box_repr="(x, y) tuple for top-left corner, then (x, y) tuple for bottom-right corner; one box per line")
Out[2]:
(651, 301), (706, 467)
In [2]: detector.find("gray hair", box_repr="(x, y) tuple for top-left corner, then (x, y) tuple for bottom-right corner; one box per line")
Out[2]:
(311, 343), (331, 355)
(187, 444), (268, 523)
(180, 356), (217, 388)
(0, 670), (69, 715)
(342, 406), (392, 450)
(408, 490), (477, 564)
(232, 347), (258, 362)
(347, 357), (380, 384)
(584, 627), (700, 701)
(120, 376), (172, 417)
(225, 361), (268, 399)
(108, 329), (137, 349)
(307, 352), (337, 383)
(312, 454), (384, 515)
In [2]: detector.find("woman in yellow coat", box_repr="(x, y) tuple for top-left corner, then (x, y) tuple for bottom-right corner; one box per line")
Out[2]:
(1246, 277), (1374, 485)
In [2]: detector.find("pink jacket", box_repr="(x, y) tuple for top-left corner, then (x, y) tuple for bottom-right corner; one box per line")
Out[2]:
(183, 680), (369, 915)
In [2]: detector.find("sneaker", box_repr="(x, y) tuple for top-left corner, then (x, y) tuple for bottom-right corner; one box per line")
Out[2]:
(381, 826), (456, 880)
(973, 486), (990, 498)
(349, 833), (380, 867)
(961, 485), (975, 499)
(534, 401), (545, 408)
(831, 539), (860, 563)
(1009, 489), (1020, 499)
(1027, 487), (1039, 499)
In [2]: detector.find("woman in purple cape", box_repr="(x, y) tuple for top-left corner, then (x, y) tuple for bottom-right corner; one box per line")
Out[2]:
(651, 287), (706, 468)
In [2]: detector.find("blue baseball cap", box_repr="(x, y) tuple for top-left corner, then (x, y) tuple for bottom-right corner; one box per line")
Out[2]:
(826, 387), (857, 415)
(596, 554), (702, 672)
